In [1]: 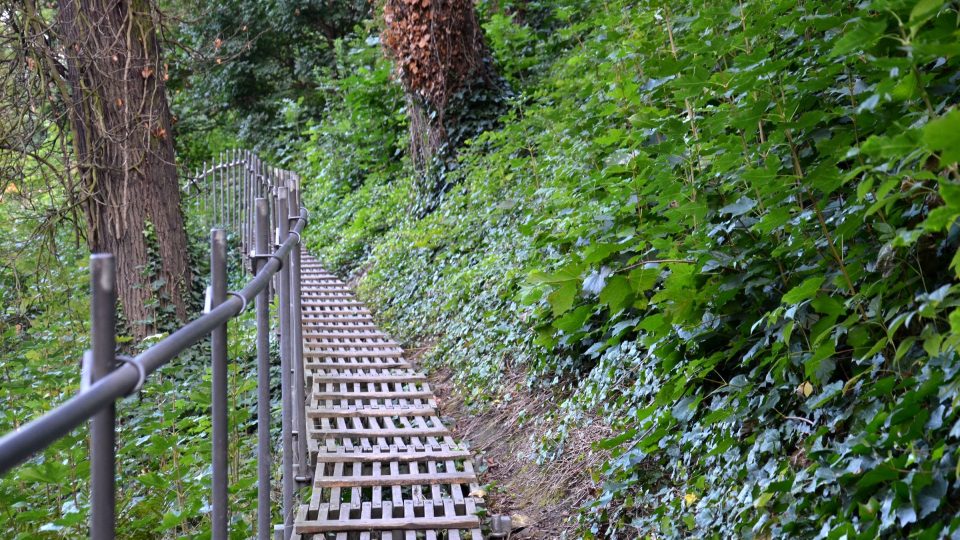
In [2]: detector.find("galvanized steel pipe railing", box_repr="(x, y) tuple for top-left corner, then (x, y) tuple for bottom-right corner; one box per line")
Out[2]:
(0, 150), (312, 540)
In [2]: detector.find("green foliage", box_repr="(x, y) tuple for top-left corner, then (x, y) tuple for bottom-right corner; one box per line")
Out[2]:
(298, 0), (960, 537)
(166, 0), (370, 164)
(298, 30), (410, 270)
(0, 220), (282, 536)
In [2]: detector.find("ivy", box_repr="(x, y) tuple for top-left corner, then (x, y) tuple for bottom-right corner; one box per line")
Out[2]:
(295, 0), (960, 537)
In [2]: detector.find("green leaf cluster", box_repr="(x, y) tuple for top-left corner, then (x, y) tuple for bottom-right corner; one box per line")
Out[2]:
(296, 0), (960, 536)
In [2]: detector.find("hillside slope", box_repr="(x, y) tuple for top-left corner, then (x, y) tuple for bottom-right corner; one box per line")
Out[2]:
(300, 0), (960, 537)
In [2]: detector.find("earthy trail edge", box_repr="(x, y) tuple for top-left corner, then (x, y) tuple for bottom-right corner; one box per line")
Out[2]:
(293, 252), (486, 539)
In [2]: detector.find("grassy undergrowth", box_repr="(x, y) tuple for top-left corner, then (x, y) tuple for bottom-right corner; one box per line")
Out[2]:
(300, 0), (960, 537)
(0, 213), (284, 537)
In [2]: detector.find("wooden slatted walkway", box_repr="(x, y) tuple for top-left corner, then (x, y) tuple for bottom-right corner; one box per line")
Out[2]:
(293, 253), (485, 540)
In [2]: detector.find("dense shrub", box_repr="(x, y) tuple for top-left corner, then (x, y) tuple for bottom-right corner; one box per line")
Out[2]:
(300, 0), (960, 536)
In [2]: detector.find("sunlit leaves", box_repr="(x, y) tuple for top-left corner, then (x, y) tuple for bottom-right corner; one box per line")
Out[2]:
(922, 108), (960, 164)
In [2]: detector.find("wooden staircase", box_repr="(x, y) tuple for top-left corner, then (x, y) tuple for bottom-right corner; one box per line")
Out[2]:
(293, 253), (485, 540)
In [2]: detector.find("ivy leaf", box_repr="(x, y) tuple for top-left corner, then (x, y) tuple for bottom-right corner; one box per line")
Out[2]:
(858, 463), (899, 489)
(719, 196), (756, 217)
(600, 275), (632, 312)
(917, 477), (946, 518)
(548, 281), (578, 316)
(809, 380), (844, 409)
(910, 0), (946, 28)
(923, 109), (960, 164)
(595, 429), (636, 450)
(583, 266), (613, 295)
(895, 505), (917, 527)
(830, 19), (887, 57)
(782, 276), (825, 304)
(554, 305), (593, 333)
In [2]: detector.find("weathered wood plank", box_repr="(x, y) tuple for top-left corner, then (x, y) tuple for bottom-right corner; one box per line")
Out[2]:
(313, 448), (471, 463)
(310, 374), (426, 384)
(294, 515), (480, 533)
(305, 350), (405, 358)
(311, 390), (433, 399)
(307, 406), (436, 418)
(294, 263), (484, 538)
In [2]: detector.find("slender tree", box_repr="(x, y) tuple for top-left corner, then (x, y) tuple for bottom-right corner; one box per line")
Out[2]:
(52, 0), (191, 334)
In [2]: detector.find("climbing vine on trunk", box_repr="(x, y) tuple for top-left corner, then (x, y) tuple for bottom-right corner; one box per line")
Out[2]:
(57, 0), (191, 335)
(382, 0), (498, 173)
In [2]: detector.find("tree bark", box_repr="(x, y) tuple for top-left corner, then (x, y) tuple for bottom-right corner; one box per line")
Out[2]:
(57, 0), (190, 336)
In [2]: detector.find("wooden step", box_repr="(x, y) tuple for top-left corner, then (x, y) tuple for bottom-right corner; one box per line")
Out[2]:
(305, 360), (412, 369)
(303, 331), (388, 339)
(310, 374), (427, 384)
(295, 511), (479, 534)
(307, 406), (436, 418)
(310, 426), (450, 439)
(294, 259), (484, 539)
(313, 447), (469, 463)
(314, 471), (474, 488)
(311, 390), (433, 399)
(305, 350), (404, 358)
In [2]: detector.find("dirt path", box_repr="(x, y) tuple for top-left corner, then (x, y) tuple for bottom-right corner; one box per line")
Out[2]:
(427, 366), (613, 539)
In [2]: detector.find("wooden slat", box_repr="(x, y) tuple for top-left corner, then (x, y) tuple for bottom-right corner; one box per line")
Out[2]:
(313, 448), (470, 463)
(305, 361), (412, 369)
(315, 471), (476, 488)
(302, 301), (367, 307)
(308, 406), (435, 418)
(294, 261), (484, 539)
(311, 390), (433, 399)
(295, 515), (480, 533)
(304, 332), (389, 339)
(311, 374), (427, 384)
(305, 351), (404, 358)
(310, 425), (450, 438)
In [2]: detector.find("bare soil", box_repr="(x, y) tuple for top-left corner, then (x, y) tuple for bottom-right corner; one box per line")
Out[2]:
(424, 364), (612, 539)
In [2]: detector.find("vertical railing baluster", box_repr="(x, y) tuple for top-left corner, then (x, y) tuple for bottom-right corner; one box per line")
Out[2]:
(254, 198), (272, 540)
(268, 168), (277, 299)
(246, 152), (253, 257)
(210, 229), (229, 540)
(89, 254), (117, 540)
(231, 149), (237, 236)
(276, 186), (294, 540)
(201, 161), (208, 231)
(213, 156), (219, 227)
(222, 153), (227, 228)
(241, 153), (247, 255)
(193, 171), (200, 226)
(228, 151), (233, 236)
(226, 152), (230, 229)
(287, 175), (309, 483)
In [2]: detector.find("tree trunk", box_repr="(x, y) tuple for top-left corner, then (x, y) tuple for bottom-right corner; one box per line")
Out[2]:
(57, 0), (190, 336)
(382, 0), (502, 208)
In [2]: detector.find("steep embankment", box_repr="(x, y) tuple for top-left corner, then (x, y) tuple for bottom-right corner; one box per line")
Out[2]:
(301, 1), (960, 537)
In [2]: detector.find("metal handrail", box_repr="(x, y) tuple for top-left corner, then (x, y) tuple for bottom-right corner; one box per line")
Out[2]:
(0, 208), (306, 473)
(0, 150), (311, 540)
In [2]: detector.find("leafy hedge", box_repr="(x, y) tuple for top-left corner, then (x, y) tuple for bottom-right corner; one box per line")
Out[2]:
(300, 0), (960, 537)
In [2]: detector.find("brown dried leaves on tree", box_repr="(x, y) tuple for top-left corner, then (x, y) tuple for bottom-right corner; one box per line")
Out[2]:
(382, 0), (495, 167)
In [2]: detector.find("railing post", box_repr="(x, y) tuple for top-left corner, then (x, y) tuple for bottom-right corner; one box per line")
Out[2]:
(276, 186), (294, 540)
(89, 254), (116, 540)
(254, 198), (272, 540)
(201, 161), (208, 231)
(210, 229), (229, 540)
(288, 175), (309, 483)
(228, 150), (234, 236)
